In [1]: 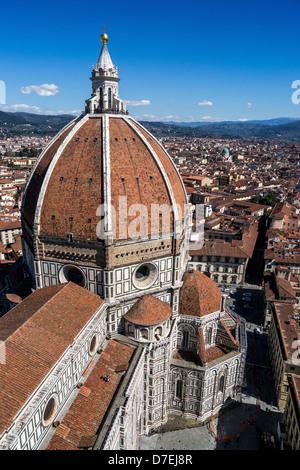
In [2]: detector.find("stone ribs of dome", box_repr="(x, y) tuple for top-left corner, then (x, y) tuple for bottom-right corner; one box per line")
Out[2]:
(22, 114), (187, 243)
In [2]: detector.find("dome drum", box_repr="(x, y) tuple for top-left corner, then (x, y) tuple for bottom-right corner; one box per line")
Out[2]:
(123, 294), (172, 343)
(125, 318), (171, 343)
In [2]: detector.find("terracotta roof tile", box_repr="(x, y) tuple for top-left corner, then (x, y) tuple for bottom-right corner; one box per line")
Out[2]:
(23, 120), (78, 229)
(25, 116), (186, 241)
(124, 294), (172, 326)
(0, 282), (103, 436)
(273, 301), (300, 360)
(40, 118), (103, 240)
(46, 339), (135, 450)
(179, 270), (221, 318)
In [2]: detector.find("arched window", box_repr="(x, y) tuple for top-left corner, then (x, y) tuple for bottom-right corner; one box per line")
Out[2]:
(219, 375), (225, 392)
(100, 87), (103, 108)
(140, 328), (148, 340)
(108, 88), (112, 108)
(182, 329), (189, 348)
(155, 326), (162, 337)
(176, 380), (183, 399)
(128, 324), (134, 336)
(206, 326), (213, 345)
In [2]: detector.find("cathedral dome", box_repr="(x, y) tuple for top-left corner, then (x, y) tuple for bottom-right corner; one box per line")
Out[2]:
(21, 114), (186, 243)
(179, 270), (221, 318)
(124, 294), (172, 326)
(20, 30), (190, 299)
(21, 30), (187, 248)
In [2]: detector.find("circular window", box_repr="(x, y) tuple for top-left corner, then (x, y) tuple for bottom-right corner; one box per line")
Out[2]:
(136, 265), (149, 280)
(59, 264), (86, 287)
(42, 395), (58, 427)
(132, 263), (158, 290)
(89, 335), (98, 355)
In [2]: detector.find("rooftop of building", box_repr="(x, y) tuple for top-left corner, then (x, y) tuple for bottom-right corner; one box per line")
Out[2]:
(179, 270), (221, 318)
(273, 301), (300, 361)
(0, 282), (103, 437)
(46, 339), (136, 450)
(124, 295), (172, 326)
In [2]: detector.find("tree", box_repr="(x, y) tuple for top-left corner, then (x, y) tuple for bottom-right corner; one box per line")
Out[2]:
(251, 193), (279, 208)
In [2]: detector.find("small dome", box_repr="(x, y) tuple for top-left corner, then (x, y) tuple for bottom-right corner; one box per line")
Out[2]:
(222, 148), (229, 154)
(124, 295), (172, 326)
(179, 271), (221, 318)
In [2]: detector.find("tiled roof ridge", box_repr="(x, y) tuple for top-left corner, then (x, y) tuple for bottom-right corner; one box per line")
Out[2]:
(220, 319), (239, 348)
(124, 294), (172, 326)
(3, 282), (73, 342)
(46, 339), (136, 450)
(277, 277), (297, 299)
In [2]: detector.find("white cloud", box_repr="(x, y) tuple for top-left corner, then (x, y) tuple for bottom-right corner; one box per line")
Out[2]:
(20, 84), (59, 96)
(198, 100), (213, 106)
(135, 114), (226, 123)
(137, 114), (181, 122)
(238, 118), (249, 121)
(125, 99), (151, 107)
(57, 109), (82, 115)
(162, 115), (181, 121)
(0, 104), (45, 113)
(246, 102), (253, 108)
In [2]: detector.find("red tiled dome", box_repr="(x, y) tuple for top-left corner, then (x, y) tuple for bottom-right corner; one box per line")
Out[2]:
(22, 115), (186, 242)
(179, 270), (222, 318)
(124, 295), (172, 326)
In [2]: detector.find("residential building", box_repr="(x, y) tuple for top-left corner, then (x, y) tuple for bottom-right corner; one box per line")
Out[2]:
(267, 301), (300, 409)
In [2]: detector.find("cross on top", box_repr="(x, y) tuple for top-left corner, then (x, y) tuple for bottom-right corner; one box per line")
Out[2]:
(102, 25), (107, 34)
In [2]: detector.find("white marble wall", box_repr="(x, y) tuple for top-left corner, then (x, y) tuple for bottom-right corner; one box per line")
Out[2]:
(0, 303), (107, 450)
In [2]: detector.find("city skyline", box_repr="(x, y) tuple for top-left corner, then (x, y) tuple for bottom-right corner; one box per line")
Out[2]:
(1, 0), (300, 122)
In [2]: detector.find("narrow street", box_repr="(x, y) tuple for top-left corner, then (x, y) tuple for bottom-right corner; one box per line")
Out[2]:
(245, 215), (268, 286)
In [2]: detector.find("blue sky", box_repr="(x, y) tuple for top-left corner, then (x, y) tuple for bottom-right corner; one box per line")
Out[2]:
(1, 0), (300, 122)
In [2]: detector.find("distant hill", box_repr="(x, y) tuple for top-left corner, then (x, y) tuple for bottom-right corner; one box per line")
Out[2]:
(141, 119), (300, 140)
(0, 111), (300, 140)
(167, 117), (300, 128)
(0, 111), (76, 135)
(139, 121), (231, 139)
(197, 120), (300, 139)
